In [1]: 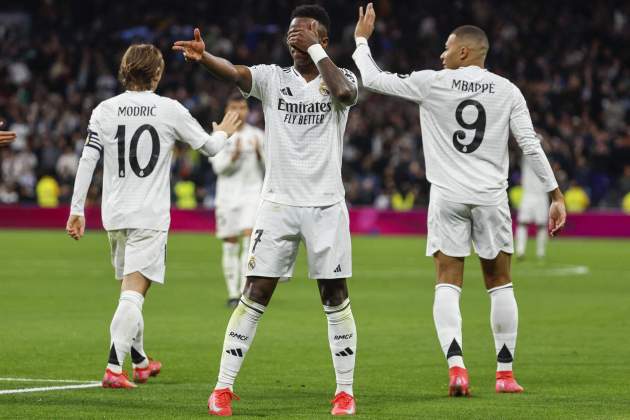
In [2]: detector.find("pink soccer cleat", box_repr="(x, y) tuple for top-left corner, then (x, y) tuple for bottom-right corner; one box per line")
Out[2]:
(208, 388), (240, 416)
(496, 371), (524, 393)
(448, 366), (470, 397)
(102, 369), (136, 389)
(133, 357), (162, 383)
(331, 392), (356, 416)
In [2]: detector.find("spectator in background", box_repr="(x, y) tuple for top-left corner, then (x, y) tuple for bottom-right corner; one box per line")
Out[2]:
(564, 181), (590, 213)
(36, 172), (60, 207)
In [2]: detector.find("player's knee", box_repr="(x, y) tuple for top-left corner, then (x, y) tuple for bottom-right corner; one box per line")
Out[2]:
(318, 278), (348, 306)
(484, 273), (511, 289)
(242, 276), (277, 306)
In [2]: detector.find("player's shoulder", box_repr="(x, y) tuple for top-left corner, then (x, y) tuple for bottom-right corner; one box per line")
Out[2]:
(339, 67), (358, 83)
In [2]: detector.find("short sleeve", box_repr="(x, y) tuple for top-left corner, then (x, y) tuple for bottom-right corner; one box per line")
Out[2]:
(171, 101), (211, 150)
(241, 64), (276, 101)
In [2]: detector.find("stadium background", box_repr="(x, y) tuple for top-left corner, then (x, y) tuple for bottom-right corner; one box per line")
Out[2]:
(1, 2), (630, 419)
(1, 0), (629, 212)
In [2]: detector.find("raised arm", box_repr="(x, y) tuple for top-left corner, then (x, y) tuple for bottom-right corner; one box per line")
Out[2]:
(510, 87), (566, 236)
(287, 22), (357, 106)
(352, 3), (435, 103)
(173, 28), (253, 94)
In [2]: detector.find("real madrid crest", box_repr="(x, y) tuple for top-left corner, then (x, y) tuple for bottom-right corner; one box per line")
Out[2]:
(319, 82), (330, 96)
(248, 256), (256, 271)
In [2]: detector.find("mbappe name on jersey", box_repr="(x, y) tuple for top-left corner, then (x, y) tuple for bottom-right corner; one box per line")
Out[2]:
(452, 79), (496, 94)
(278, 98), (331, 125)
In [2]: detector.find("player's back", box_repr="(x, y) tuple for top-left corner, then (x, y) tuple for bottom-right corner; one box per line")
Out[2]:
(90, 91), (192, 231)
(212, 124), (264, 208)
(421, 66), (518, 205)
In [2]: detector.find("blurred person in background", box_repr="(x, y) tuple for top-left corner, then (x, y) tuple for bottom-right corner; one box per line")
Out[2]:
(210, 94), (264, 308)
(564, 181), (590, 213)
(36, 171), (60, 208)
(515, 135), (550, 260)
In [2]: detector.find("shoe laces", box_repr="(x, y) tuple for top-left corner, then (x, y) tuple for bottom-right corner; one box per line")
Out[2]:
(215, 389), (240, 405)
(331, 392), (353, 406)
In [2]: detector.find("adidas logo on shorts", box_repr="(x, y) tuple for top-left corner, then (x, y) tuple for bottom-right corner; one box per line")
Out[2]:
(334, 264), (342, 273)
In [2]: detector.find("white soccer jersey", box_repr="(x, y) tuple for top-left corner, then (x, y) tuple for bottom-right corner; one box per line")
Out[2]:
(242, 65), (358, 207)
(353, 40), (558, 206)
(70, 90), (227, 231)
(210, 123), (264, 208)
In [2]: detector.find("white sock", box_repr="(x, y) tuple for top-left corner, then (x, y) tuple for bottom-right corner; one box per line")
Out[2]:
(215, 296), (265, 390)
(489, 283), (518, 371)
(433, 284), (465, 369)
(324, 298), (356, 396)
(107, 290), (144, 373)
(515, 224), (527, 257)
(239, 236), (251, 293)
(536, 225), (547, 258)
(131, 315), (149, 369)
(222, 242), (241, 299)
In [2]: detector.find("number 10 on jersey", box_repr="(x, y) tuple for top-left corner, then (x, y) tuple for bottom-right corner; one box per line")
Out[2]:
(115, 124), (161, 178)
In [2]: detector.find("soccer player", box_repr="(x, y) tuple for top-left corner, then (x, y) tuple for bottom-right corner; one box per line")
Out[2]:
(353, 3), (566, 396)
(515, 136), (550, 260)
(0, 121), (16, 146)
(66, 44), (241, 389)
(173, 4), (359, 416)
(210, 94), (264, 308)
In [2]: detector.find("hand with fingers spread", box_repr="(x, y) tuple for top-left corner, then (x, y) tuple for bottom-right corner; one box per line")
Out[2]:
(355, 2), (376, 40)
(172, 28), (206, 61)
(66, 214), (86, 241)
(213, 111), (242, 137)
(0, 121), (17, 146)
(548, 189), (566, 237)
(287, 21), (320, 53)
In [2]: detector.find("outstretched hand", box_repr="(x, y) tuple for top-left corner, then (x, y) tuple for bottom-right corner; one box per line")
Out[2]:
(213, 111), (242, 137)
(172, 28), (206, 61)
(355, 2), (376, 40)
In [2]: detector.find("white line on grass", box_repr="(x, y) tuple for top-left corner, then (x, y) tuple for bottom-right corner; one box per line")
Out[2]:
(0, 382), (101, 395)
(0, 377), (96, 383)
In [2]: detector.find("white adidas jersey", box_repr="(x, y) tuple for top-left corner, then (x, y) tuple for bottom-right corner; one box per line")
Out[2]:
(210, 123), (264, 208)
(353, 40), (558, 206)
(72, 90), (220, 231)
(242, 64), (358, 207)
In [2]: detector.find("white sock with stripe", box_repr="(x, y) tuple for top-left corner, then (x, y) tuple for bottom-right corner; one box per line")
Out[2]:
(324, 298), (357, 396)
(222, 241), (241, 299)
(107, 290), (144, 373)
(131, 315), (149, 369)
(489, 283), (518, 371)
(215, 296), (265, 390)
(239, 236), (251, 293)
(433, 284), (465, 369)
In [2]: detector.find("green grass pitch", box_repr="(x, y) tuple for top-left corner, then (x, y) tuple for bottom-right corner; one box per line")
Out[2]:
(1, 230), (629, 419)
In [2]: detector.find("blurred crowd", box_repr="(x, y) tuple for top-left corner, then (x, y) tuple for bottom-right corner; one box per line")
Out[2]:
(1, 0), (629, 211)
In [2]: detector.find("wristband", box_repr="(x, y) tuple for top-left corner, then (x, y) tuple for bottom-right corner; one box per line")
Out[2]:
(355, 37), (368, 47)
(307, 44), (328, 63)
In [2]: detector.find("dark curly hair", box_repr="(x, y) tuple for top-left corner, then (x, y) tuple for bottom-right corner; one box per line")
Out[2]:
(290, 4), (331, 33)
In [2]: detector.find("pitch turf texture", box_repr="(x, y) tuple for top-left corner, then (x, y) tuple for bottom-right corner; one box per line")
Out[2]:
(1, 230), (629, 419)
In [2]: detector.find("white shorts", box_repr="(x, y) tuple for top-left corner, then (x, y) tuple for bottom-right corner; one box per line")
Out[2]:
(518, 193), (549, 225)
(108, 229), (168, 284)
(246, 200), (352, 280)
(215, 202), (258, 239)
(426, 192), (514, 260)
